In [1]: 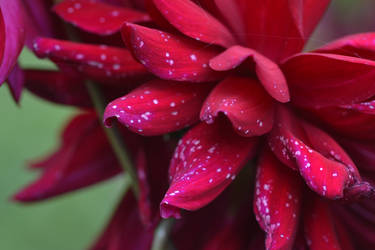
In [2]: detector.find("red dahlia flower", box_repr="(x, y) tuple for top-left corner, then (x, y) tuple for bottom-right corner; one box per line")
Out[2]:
(11, 0), (375, 249)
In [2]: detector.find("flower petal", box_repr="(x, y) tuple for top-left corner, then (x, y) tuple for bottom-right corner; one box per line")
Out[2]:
(91, 192), (155, 250)
(200, 76), (275, 137)
(0, 0), (26, 85)
(161, 120), (258, 218)
(254, 148), (302, 250)
(151, 0), (236, 48)
(209, 46), (289, 102)
(121, 23), (224, 82)
(13, 112), (125, 202)
(104, 79), (213, 135)
(33, 37), (149, 83)
(316, 33), (375, 60)
(7, 64), (24, 103)
(340, 139), (375, 172)
(54, 0), (150, 35)
(304, 197), (344, 250)
(214, 0), (331, 62)
(282, 52), (375, 108)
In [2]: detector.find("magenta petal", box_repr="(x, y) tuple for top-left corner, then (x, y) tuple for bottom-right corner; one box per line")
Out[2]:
(13, 113), (124, 201)
(151, 0), (236, 48)
(104, 79), (213, 135)
(7, 64), (24, 103)
(0, 0), (26, 85)
(200, 76), (275, 137)
(254, 148), (302, 250)
(54, 0), (150, 35)
(121, 23), (224, 82)
(282, 52), (375, 108)
(160, 120), (258, 218)
(91, 192), (155, 250)
(33, 37), (148, 83)
(304, 197), (343, 250)
(209, 46), (289, 102)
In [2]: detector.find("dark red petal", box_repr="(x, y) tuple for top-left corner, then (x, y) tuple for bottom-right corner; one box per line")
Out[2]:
(254, 148), (302, 250)
(24, 69), (92, 108)
(161, 120), (258, 218)
(121, 23), (224, 82)
(91, 192), (155, 250)
(151, 0), (236, 48)
(215, 0), (331, 62)
(209, 46), (289, 102)
(104, 79), (213, 136)
(0, 1), (26, 85)
(316, 33), (375, 60)
(54, 0), (150, 35)
(200, 76), (275, 137)
(340, 139), (375, 172)
(304, 197), (342, 250)
(282, 52), (375, 108)
(13, 113), (125, 202)
(7, 65), (24, 103)
(33, 37), (148, 83)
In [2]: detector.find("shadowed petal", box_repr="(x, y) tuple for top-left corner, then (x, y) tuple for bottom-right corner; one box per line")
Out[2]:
(200, 76), (275, 137)
(254, 148), (302, 250)
(161, 119), (258, 218)
(209, 46), (289, 102)
(104, 79), (213, 135)
(282, 52), (375, 108)
(151, 0), (236, 48)
(91, 192), (155, 250)
(121, 23), (224, 82)
(7, 65), (24, 102)
(33, 37), (148, 83)
(54, 0), (150, 35)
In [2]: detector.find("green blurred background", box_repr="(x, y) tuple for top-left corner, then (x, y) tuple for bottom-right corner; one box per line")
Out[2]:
(1, 1), (374, 249)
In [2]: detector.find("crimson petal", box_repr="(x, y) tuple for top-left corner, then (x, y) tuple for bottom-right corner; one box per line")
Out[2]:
(33, 37), (148, 83)
(54, 0), (150, 35)
(254, 148), (302, 250)
(282, 52), (375, 108)
(304, 197), (345, 250)
(200, 76), (275, 137)
(121, 23), (224, 82)
(209, 46), (289, 102)
(7, 65), (24, 103)
(160, 120), (258, 218)
(151, 0), (236, 48)
(104, 79), (213, 135)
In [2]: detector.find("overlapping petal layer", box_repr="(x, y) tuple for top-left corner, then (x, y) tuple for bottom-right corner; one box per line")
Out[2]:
(200, 76), (274, 137)
(209, 46), (289, 102)
(254, 148), (302, 250)
(121, 23), (224, 82)
(33, 37), (149, 84)
(161, 120), (258, 218)
(104, 79), (213, 135)
(54, 0), (150, 35)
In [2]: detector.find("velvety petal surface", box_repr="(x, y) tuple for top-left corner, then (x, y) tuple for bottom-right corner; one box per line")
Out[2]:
(54, 0), (150, 35)
(214, 0), (331, 62)
(104, 79), (213, 135)
(209, 46), (289, 102)
(254, 148), (302, 250)
(161, 120), (258, 218)
(282, 52), (375, 108)
(151, 0), (236, 48)
(200, 76), (275, 137)
(14, 113), (124, 201)
(0, 0), (27, 85)
(33, 37), (148, 83)
(91, 192), (155, 250)
(122, 23), (224, 82)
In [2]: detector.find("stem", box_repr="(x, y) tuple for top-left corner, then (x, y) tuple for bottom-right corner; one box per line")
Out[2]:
(151, 219), (176, 250)
(86, 81), (140, 197)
